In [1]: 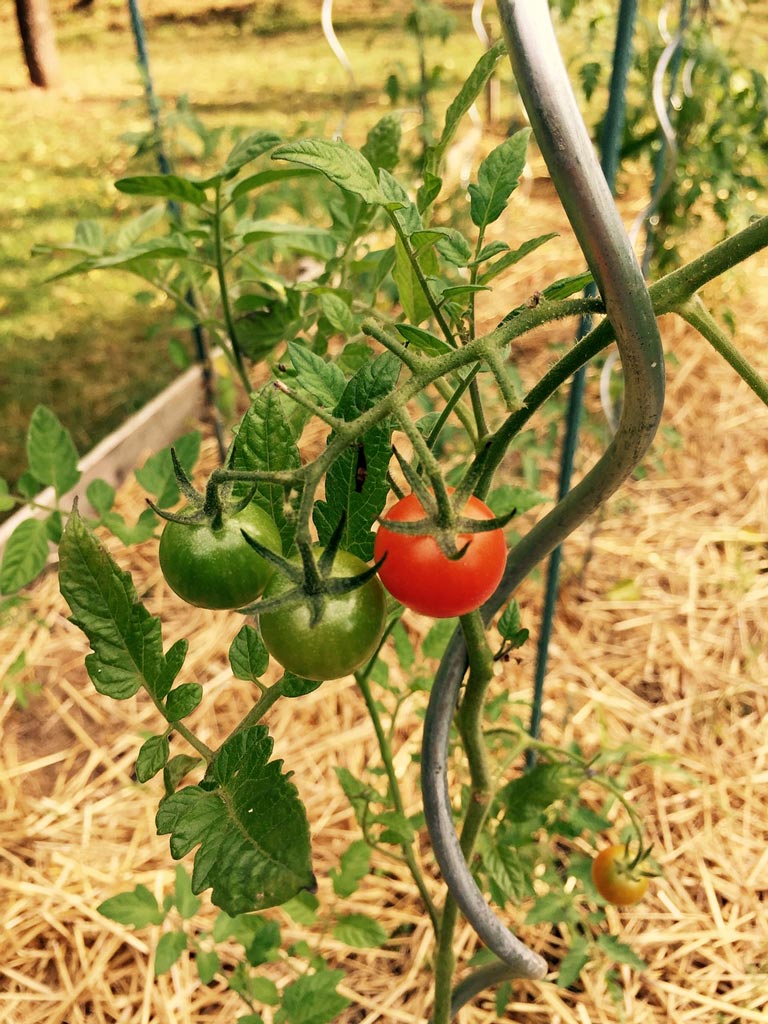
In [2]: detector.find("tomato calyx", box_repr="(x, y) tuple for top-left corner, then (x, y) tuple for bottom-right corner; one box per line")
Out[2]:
(378, 470), (516, 562)
(239, 512), (385, 626)
(147, 446), (258, 531)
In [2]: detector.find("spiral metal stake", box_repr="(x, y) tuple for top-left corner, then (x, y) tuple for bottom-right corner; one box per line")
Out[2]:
(422, 0), (665, 1012)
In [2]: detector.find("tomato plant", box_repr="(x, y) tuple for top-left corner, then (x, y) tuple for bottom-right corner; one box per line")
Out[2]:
(591, 844), (650, 906)
(258, 549), (387, 681)
(159, 502), (281, 610)
(373, 492), (507, 618)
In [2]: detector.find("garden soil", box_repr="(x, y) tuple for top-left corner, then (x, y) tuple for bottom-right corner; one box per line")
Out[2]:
(2, 167), (767, 1023)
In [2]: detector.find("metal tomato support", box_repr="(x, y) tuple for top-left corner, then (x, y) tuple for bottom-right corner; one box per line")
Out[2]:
(422, 0), (665, 1009)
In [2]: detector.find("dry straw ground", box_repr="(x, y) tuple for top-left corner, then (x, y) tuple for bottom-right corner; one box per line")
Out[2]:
(1, 167), (767, 1023)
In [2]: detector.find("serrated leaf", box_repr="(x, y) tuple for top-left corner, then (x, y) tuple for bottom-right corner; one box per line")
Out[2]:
(596, 934), (647, 970)
(524, 892), (572, 925)
(26, 405), (80, 498)
(275, 968), (350, 1024)
(273, 139), (385, 205)
(333, 913), (387, 948)
(229, 625), (270, 682)
(329, 840), (371, 898)
(243, 917), (281, 967)
(361, 114), (401, 173)
(557, 937), (591, 987)
(99, 508), (159, 546)
(115, 174), (209, 206)
(165, 683), (203, 722)
(334, 766), (374, 828)
(98, 884), (165, 927)
(155, 726), (314, 915)
(375, 810), (414, 845)
(136, 734), (170, 782)
(222, 130), (282, 178)
(312, 352), (400, 560)
(469, 129), (531, 232)
(280, 673), (322, 698)
(231, 386), (302, 550)
(0, 517), (50, 595)
(58, 508), (167, 700)
(477, 832), (529, 902)
(154, 930), (188, 975)
(422, 39), (507, 185)
(476, 232), (559, 287)
(287, 342), (347, 409)
(231, 167), (317, 201)
(497, 763), (572, 822)
(134, 432), (201, 509)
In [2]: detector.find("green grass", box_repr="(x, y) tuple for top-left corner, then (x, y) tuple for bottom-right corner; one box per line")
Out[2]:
(0, 1), (507, 489)
(1, 0), (766, 492)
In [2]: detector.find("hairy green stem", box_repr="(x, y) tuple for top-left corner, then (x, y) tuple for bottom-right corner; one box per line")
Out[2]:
(677, 296), (768, 406)
(213, 183), (251, 393)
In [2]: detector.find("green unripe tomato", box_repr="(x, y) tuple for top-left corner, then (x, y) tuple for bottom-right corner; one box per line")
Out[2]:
(258, 549), (387, 681)
(159, 503), (281, 610)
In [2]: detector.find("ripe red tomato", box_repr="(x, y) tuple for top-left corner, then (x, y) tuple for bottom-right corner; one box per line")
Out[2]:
(591, 845), (649, 906)
(373, 492), (506, 618)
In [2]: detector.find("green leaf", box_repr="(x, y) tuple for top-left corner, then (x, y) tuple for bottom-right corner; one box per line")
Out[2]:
(222, 130), (282, 178)
(497, 763), (572, 822)
(392, 232), (437, 326)
(469, 130), (531, 232)
(0, 518), (50, 595)
(99, 508), (158, 546)
(231, 167), (317, 201)
(329, 839), (370, 898)
(231, 386), (302, 551)
(58, 508), (168, 700)
(275, 968), (351, 1024)
(498, 600), (528, 648)
(229, 625), (270, 683)
(312, 352), (400, 560)
(391, 621), (415, 670)
(135, 432), (201, 509)
(154, 930), (188, 975)
(136, 734), (170, 782)
(477, 832), (529, 902)
(486, 484), (549, 516)
(477, 234), (558, 286)
(26, 405), (80, 498)
(114, 204), (167, 251)
(596, 934), (647, 970)
(318, 291), (358, 336)
(557, 937), (591, 988)
(0, 478), (14, 513)
(86, 478), (115, 515)
(334, 766), (374, 828)
(394, 324), (452, 357)
(360, 114), (401, 173)
(422, 618), (457, 660)
(115, 174), (209, 206)
(173, 864), (201, 919)
(287, 342), (347, 409)
(332, 913), (387, 948)
(196, 949), (220, 984)
(374, 810), (414, 845)
(155, 725), (314, 915)
(165, 683), (203, 722)
(164, 753), (202, 794)
(272, 139), (385, 206)
(280, 890), (319, 925)
(280, 673), (322, 698)
(542, 270), (594, 301)
(525, 892), (572, 926)
(98, 884), (165, 927)
(422, 39), (507, 186)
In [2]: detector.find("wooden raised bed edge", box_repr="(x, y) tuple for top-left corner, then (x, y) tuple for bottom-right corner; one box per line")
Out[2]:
(0, 361), (207, 557)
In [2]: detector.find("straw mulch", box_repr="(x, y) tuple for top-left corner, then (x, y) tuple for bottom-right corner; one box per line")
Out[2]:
(2, 176), (767, 1023)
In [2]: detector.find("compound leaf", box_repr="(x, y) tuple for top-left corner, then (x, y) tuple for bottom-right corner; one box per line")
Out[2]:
(156, 725), (314, 915)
